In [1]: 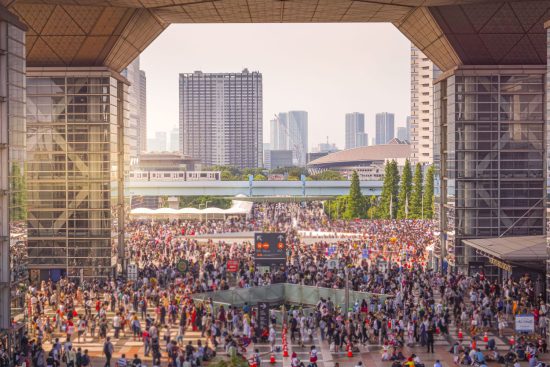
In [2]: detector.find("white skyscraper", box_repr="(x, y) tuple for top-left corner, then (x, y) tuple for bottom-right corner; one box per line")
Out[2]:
(179, 69), (263, 168)
(410, 44), (440, 163)
(271, 111), (308, 166)
(270, 112), (289, 150)
(345, 112), (367, 149)
(287, 111), (308, 166)
(375, 112), (395, 145)
(169, 126), (179, 152)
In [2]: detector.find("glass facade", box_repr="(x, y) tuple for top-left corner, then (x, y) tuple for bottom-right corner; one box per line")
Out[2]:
(26, 69), (127, 281)
(0, 18), (26, 345)
(435, 67), (545, 271)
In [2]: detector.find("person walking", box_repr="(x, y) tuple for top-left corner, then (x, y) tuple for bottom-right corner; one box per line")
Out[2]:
(103, 337), (114, 367)
(426, 323), (435, 354)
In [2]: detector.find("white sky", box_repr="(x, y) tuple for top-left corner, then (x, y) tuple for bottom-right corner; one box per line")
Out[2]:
(140, 23), (411, 151)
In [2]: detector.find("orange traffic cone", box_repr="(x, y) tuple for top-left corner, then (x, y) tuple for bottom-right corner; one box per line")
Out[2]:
(458, 328), (463, 341)
(283, 344), (289, 357)
(270, 353), (275, 364)
(483, 332), (488, 343)
(347, 343), (353, 358)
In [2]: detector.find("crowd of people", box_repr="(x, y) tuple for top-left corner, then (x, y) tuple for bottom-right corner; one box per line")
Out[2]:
(4, 201), (549, 367)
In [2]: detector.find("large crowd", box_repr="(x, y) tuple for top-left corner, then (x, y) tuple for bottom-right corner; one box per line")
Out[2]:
(2, 202), (549, 367)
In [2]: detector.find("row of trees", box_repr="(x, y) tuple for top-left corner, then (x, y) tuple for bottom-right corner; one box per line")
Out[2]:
(326, 160), (434, 220)
(209, 165), (345, 181)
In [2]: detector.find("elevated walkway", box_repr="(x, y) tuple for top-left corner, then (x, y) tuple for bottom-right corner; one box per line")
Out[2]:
(191, 283), (393, 308)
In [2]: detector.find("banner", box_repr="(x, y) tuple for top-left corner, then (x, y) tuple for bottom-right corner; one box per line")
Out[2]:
(515, 314), (535, 333)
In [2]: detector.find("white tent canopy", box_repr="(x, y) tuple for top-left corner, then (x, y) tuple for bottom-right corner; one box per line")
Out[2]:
(129, 197), (253, 220)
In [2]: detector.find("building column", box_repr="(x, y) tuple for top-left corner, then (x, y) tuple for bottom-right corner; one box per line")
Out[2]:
(0, 5), (27, 354)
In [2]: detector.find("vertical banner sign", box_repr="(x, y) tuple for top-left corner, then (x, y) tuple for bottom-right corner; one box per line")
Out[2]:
(254, 232), (287, 269)
(256, 302), (270, 336)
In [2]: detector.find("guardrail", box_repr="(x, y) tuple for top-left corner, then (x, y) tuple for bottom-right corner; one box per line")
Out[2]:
(191, 283), (393, 309)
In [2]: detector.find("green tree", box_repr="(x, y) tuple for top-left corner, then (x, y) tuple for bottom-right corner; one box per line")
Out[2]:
(397, 159), (412, 219)
(253, 173), (267, 181)
(423, 165), (435, 219)
(410, 163), (424, 219)
(343, 170), (366, 219)
(379, 160), (400, 219)
(178, 196), (232, 209)
(310, 170), (344, 181)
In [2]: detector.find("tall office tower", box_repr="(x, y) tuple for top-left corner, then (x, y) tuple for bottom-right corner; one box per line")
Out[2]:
(356, 132), (368, 147)
(148, 131), (167, 152)
(410, 45), (440, 164)
(139, 70), (147, 153)
(179, 69), (263, 168)
(270, 112), (289, 150)
(375, 112), (395, 145)
(26, 68), (128, 281)
(121, 57), (147, 164)
(345, 112), (366, 149)
(169, 126), (179, 152)
(434, 67), (545, 272)
(287, 111), (308, 166)
(397, 127), (409, 142)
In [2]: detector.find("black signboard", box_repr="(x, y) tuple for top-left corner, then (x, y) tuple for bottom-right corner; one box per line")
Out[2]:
(254, 232), (287, 270)
(256, 302), (270, 337)
(254, 232), (286, 258)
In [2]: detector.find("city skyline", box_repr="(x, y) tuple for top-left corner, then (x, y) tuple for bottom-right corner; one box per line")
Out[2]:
(140, 23), (410, 149)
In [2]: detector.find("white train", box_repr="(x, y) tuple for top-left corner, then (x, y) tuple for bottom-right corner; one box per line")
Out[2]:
(129, 171), (221, 182)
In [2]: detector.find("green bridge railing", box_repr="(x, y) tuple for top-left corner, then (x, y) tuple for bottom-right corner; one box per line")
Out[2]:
(191, 283), (393, 309)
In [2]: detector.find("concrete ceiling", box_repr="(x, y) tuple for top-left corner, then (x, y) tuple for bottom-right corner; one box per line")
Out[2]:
(3, 0), (550, 72)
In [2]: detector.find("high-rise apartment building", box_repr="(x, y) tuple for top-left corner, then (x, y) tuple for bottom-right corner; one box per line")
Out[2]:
(26, 68), (127, 281)
(121, 57), (147, 163)
(139, 70), (147, 153)
(271, 111), (308, 166)
(345, 112), (368, 149)
(179, 69), (262, 168)
(375, 112), (395, 145)
(410, 45), (440, 164)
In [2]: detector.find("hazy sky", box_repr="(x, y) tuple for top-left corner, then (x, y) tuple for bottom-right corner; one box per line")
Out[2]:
(140, 23), (411, 150)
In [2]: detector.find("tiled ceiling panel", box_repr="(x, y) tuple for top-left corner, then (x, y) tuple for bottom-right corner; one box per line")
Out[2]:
(5, 0), (550, 71)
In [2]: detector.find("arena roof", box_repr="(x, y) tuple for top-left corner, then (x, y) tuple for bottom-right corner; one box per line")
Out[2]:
(3, 0), (550, 72)
(307, 143), (411, 168)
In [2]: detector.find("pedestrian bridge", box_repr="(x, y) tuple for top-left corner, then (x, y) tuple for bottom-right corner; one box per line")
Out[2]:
(124, 180), (383, 197)
(191, 283), (392, 308)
